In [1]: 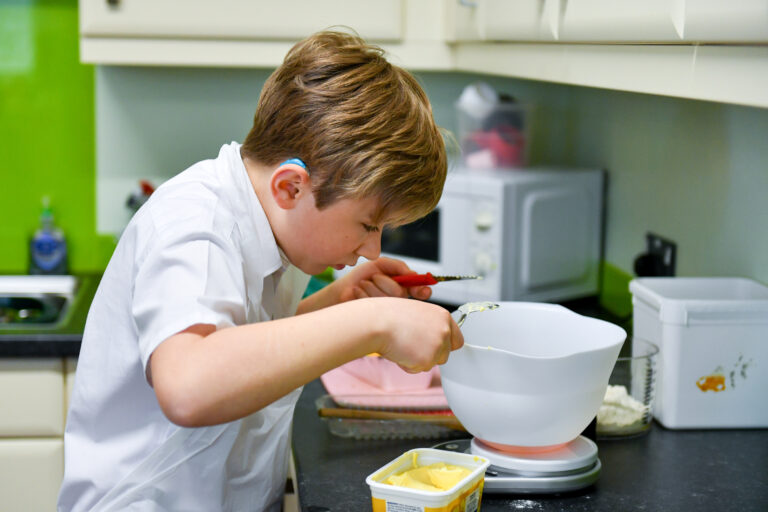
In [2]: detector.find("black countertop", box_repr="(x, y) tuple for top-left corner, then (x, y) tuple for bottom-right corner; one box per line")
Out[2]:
(4, 283), (768, 509)
(4, 278), (766, 511)
(292, 379), (768, 512)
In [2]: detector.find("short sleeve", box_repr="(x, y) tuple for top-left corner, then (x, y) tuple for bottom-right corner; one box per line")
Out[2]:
(132, 224), (247, 372)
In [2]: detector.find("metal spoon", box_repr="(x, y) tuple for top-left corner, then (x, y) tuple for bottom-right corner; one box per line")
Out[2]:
(456, 301), (500, 328)
(455, 301), (500, 351)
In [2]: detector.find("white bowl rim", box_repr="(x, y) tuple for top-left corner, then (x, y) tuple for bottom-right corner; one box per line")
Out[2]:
(455, 302), (626, 361)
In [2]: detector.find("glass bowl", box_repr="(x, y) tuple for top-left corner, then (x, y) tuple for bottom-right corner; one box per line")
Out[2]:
(597, 338), (659, 438)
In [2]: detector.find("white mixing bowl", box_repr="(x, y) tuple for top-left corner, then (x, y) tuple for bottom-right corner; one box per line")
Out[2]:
(440, 302), (626, 448)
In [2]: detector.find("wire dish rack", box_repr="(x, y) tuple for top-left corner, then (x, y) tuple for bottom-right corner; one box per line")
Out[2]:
(315, 394), (466, 441)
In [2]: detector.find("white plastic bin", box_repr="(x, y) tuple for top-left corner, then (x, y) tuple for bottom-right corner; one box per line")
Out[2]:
(630, 277), (768, 429)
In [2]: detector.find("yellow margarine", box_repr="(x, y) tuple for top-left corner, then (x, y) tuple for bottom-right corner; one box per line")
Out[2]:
(385, 452), (472, 492)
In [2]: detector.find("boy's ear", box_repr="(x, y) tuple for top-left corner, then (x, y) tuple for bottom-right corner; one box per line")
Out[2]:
(270, 163), (311, 209)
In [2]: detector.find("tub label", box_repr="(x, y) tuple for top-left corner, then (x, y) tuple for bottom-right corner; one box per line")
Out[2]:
(372, 479), (484, 512)
(465, 489), (480, 512)
(379, 490), (480, 512)
(386, 502), (422, 512)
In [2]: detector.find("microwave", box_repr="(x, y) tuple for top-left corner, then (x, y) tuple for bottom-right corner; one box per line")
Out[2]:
(338, 167), (605, 306)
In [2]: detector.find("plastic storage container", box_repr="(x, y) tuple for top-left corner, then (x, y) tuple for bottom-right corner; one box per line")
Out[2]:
(630, 277), (768, 429)
(456, 83), (530, 169)
(366, 448), (489, 512)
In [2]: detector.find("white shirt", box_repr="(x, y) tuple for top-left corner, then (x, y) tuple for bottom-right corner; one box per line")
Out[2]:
(58, 143), (311, 512)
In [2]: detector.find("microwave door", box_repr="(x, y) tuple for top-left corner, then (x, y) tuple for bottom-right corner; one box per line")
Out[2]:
(381, 209), (440, 266)
(380, 207), (444, 277)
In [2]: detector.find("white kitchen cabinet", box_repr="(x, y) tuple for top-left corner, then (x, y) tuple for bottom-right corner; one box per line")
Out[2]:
(0, 438), (63, 511)
(0, 359), (67, 511)
(79, 0), (768, 108)
(78, 0), (456, 70)
(455, 42), (768, 108)
(0, 358), (64, 437)
(557, 0), (768, 43)
(444, 0), (482, 41)
(447, 0), (687, 43)
(558, 0), (684, 42)
(448, 0), (768, 108)
(683, 0), (768, 42)
(463, 0), (768, 43)
(445, 0), (768, 107)
(445, 0), (558, 42)
(80, 0), (403, 41)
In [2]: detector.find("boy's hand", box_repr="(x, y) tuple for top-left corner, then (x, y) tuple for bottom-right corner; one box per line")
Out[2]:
(370, 297), (464, 373)
(337, 257), (432, 302)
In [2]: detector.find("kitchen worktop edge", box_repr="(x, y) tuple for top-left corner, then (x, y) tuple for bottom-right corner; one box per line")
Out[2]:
(0, 273), (100, 358)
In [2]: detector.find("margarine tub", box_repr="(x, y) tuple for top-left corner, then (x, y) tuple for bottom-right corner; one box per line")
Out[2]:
(366, 448), (490, 512)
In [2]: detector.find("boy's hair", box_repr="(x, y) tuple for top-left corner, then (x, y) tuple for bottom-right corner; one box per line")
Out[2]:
(241, 30), (447, 226)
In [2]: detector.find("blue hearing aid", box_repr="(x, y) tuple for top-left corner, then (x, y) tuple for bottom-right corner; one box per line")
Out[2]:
(279, 158), (309, 175)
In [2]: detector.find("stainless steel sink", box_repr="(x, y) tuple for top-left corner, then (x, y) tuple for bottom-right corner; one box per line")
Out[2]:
(0, 275), (79, 329)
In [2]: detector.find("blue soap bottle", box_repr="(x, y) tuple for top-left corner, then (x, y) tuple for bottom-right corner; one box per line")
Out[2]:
(29, 196), (68, 275)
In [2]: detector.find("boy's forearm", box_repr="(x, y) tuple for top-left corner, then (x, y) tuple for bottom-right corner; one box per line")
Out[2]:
(296, 277), (345, 314)
(150, 299), (383, 427)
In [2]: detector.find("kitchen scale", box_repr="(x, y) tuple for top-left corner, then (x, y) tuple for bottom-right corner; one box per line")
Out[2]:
(432, 435), (600, 494)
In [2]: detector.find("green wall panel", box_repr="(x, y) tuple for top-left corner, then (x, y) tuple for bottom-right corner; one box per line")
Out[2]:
(0, 0), (115, 274)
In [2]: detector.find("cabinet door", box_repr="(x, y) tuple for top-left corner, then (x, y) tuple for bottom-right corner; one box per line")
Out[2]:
(80, 0), (403, 41)
(0, 439), (63, 511)
(447, 0), (557, 41)
(0, 359), (64, 436)
(480, 0), (557, 41)
(559, 0), (684, 41)
(684, 0), (768, 42)
(444, 0), (483, 41)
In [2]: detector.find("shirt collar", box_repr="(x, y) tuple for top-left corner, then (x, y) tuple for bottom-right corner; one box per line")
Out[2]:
(276, 246), (292, 271)
(224, 142), (284, 277)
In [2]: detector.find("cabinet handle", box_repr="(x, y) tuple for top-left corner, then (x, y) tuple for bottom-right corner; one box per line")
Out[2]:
(106, 0), (120, 7)
(459, 0), (478, 7)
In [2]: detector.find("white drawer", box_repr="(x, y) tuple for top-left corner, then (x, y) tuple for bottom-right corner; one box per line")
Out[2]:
(0, 438), (63, 511)
(0, 359), (64, 436)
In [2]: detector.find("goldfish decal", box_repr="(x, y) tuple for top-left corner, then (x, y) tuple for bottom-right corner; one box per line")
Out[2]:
(697, 355), (754, 393)
(696, 374), (726, 392)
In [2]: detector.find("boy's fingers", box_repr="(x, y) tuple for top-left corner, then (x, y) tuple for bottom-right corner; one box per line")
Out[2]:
(436, 341), (450, 365)
(409, 286), (432, 300)
(398, 363), (421, 375)
(374, 256), (411, 277)
(371, 274), (407, 298)
(359, 280), (384, 297)
(449, 320), (464, 351)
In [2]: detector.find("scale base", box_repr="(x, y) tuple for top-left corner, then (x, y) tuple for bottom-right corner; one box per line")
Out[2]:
(432, 438), (601, 494)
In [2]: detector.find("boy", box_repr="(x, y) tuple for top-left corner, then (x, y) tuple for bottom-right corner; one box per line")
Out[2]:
(58, 30), (462, 511)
